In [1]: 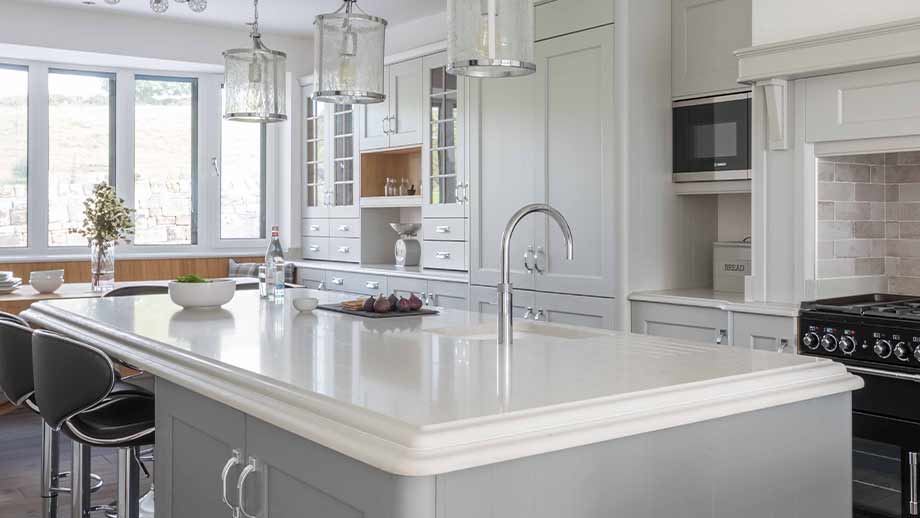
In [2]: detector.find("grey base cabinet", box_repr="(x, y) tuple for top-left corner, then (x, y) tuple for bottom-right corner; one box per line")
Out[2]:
(470, 286), (616, 330)
(156, 379), (851, 518)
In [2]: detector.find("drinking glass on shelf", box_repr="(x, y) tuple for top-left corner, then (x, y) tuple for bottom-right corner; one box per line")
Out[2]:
(399, 178), (409, 196)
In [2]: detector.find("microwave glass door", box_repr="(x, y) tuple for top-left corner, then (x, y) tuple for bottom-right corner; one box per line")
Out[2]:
(673, 95), (751, 178)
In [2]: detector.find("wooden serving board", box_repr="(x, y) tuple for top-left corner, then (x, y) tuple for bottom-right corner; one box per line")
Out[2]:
(317, 304), (439, 318)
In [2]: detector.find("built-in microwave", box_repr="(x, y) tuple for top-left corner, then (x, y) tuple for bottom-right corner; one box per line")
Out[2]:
(672, 92), (751, 182)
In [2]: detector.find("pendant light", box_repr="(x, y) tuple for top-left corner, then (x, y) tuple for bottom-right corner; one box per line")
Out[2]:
(223, 0), (287, 123)
(313, 0), (388, 104)
(447, 0), (536, 78)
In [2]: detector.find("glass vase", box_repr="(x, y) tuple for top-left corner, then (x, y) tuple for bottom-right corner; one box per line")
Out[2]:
(90, 240), (115, 293)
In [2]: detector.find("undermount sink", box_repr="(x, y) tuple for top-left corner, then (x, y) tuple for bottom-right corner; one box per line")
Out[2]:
(428, 321), (606, 341)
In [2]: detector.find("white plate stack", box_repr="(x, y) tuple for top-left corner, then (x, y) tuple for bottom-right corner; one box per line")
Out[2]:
(0, 272), (22, 294)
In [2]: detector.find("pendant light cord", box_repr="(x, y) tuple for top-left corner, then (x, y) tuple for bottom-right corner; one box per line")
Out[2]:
(248, 0), (261, 38)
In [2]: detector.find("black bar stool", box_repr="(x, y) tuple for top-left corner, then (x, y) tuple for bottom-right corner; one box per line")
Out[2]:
(0, 319), (104, 518)
(31, 330), (155, 518)
(101, 285), (168, 298)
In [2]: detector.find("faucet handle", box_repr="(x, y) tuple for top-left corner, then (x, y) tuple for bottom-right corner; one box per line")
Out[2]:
(522, 307), (534, 320)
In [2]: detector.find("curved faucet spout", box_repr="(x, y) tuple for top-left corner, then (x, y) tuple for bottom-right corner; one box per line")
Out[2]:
(498, 203), (575, 344)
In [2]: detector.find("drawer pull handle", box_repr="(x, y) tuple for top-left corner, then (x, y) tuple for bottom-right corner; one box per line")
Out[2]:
(309, 245), (320, 252)
(338, 225), (350, 232)
(220, 449), (242, 515)
(237, 457), (260, 518)
(309, 225), (320, 232)
(365, 281), (379, 289)
(436, 252), (451, 260)
(332, 277), (344, 286)
(778, 339), (789, 353)
(338, 246), (351, 254)
(435, 226), (451, 233)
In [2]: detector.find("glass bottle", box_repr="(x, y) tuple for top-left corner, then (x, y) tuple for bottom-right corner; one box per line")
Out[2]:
(265, 225), (285, 299)
(399, 178), (409, 196)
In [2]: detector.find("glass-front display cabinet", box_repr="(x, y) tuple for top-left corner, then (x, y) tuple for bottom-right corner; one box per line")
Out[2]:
(302, 85), (359, 219)
(422, 52), (467, 219)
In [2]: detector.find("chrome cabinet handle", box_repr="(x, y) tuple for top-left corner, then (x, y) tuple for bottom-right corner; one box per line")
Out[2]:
(436, 225), (451, 234)
(465, 183), (470, 203)
(338, 246), (351, 254)
(910, 452), (918, 516)
(455, 185), (463, 205)
(210, 157), (221, 177)
(423, 292), (432, 306)
(523, 246), (534, 274)
(237, 457), (259, 518)
(220, 449), (242, 518)
(365, 281), (379, 289)
(533, 246), (545, 275)
(389, 116), (397, 134)
(331, 277), (344, 286)
(308, 245), (320, 252)
(382, 117), (390, 135)
(436, 252), (451, 260)
(317, 281), (325, 290)
(716, 329), (728, 345)
(309, 225), (320, 232)
(522, 307), (534, 320)
(534, 309), (545, 321)
(778, 339), (789, 353)
(338, 225), (350, 232)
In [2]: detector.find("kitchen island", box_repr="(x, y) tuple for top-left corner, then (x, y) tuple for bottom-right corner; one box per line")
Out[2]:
(23, 289), (863, 518)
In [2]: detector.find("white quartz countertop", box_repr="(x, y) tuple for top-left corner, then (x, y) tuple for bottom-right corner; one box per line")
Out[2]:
(23, 289), (859, 476)
(629, 289), (801, 317)
(290, 260), (469, 283)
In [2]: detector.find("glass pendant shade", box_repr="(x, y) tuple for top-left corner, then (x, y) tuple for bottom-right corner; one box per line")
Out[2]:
(314, 1), (387, 104)
(447, 0), (535, 78)
(223, 40), (287, 122)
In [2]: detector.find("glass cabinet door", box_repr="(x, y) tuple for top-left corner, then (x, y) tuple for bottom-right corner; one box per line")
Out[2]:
(303, 90), (327, 216)
(423, 52), (466, 219)
(331, 103), (357, 217)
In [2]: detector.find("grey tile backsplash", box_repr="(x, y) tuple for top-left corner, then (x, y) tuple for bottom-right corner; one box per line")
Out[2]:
(817, 152), (920, 294)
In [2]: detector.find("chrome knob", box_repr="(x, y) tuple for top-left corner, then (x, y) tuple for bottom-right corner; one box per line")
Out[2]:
(874, 340), (892, 359)
(894, 342), (911, 362)
(839, 336), (857, 355)
(915, 346), (920, 363)
(821, 334), (838, 352)
(802, 332), (820, 350)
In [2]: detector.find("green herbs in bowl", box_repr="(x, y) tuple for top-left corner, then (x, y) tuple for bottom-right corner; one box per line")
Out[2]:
(175, 274), (210, 284)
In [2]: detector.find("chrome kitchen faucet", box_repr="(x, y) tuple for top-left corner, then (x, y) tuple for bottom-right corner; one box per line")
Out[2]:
(498, 204), (574, 344)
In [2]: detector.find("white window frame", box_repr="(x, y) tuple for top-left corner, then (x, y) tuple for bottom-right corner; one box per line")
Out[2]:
(0, 58), (276, 260)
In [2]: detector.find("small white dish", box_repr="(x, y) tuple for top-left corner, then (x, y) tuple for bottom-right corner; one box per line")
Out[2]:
(168, 279), (236, 309)
(30, 269), (65, 281)
(293, 297), (320, 313)
(30, 277), (63, 294)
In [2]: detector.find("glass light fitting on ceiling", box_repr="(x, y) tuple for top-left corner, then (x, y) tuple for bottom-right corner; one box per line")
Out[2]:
(447, 0), (536, 78)
(104, 0), (207, 14)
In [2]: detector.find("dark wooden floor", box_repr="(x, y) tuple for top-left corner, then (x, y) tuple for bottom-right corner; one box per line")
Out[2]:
(0, 408), (153, 518)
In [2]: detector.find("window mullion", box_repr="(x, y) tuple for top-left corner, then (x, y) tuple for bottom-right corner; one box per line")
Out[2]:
(115, 70), (136, 253)
(28, 64), (49, 254)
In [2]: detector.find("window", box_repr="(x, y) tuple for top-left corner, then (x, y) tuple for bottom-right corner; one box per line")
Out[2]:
(133, 76), (197, 245)
(48, 70), (115, 247)
(220, 88), (266, 240)
(0, 65), (28, 248)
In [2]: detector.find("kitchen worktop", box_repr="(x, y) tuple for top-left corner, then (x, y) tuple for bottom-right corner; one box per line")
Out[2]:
(628, 288), (801, 317)
(23, 289), (859, 476)
(290, 260), (469, 283)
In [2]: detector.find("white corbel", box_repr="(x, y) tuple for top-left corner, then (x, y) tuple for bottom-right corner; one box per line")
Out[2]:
(757, 78), (788, 151)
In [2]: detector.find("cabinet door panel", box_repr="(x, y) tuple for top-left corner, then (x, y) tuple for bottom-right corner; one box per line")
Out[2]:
(155, 380), (246, 518)
(732, 313), (797, 354)
(428, 280), (469, 311)
(536, 292), (616, 330)
(359, 68), (391, 151)
(422, 52), (467, 219)
(388, 58), (424, 148)
(533, 25), (616, 298)
(630, 301), (729, 346)
(672, 0), (751, 98)
(468, 72), (538, 290)
(469, 285), (535, 318)
(388, 276), (428, 299)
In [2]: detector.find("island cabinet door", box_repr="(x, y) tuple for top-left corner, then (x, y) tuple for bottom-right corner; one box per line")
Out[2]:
(156, 380), (247, 518)
(630, 301), (730, 346)
(535, 292), (616, 330)
(469, 285), (535, 318)
(731, 313), (797, 354)
(241, 416), (436, 518)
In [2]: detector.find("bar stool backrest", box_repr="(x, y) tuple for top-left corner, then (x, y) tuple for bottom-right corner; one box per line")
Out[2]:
(0, 310), (28, 327)
(0, 320), (34, 406)
(31, 330), (116, 431)
(102, 285), (168, 298)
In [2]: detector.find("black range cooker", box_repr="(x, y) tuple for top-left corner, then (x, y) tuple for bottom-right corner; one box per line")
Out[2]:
(800, 294), (920, 518)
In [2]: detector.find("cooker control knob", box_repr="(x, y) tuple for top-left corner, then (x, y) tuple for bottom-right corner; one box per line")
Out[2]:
(915, 346), (920, 363)
(821, 334), (838, 352)
(802, 333), (820, 350)
(874, 340), (892, 359)
(839, 336), (857, 355)
(894, 342), (911, 362)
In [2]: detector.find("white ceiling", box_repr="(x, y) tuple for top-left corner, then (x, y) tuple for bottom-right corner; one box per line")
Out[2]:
(24, 0), (447, 37)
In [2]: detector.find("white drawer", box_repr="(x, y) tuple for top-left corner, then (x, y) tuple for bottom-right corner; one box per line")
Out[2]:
(325, 271), (387, 296)
(330, 219), (361, 238)
(388, 277), (428, 297)
(329, 238), (360, 263)
(424, 241), (466, 271)
(302, 237), (330, 261)
(423, 219), (466, 242)
(295, 267), (325, 284)
(302, 219), (329, 237)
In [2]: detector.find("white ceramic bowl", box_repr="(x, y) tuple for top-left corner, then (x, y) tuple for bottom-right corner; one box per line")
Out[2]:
(168, 279), (236, 309)
(30, 269), (65, 281)
(293, 297), (319, 313)
(30, 276), (63, 294)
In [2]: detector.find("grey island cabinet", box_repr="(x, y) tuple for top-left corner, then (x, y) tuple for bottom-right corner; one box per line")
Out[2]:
(23, 289), (862, 518)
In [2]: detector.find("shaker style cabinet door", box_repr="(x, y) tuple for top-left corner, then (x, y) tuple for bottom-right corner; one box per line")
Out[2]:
(671, 0), (751, 99)
(302, 87), (330, 219)
(630, 301), (730, 346)
(731, 313), (797, 354)
(328, 103), (360, 219)
(358, 66), (391, 151)
(387, 58), (424, 148)
(155, 381), (247, 518)
(535, 291), (616, 330)
(532, 25), (616, 298)
(469, 285), (535, 318)
(422, 52), (468, 219)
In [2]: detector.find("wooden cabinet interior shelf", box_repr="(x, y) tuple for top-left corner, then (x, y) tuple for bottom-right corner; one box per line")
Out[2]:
(361, 146), (422, 198)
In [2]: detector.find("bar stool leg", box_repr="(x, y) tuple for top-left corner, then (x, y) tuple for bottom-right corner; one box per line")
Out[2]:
(40, 423), (60, 518)
(116, 447), (140, 518)
(71, 443), (90, 518)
